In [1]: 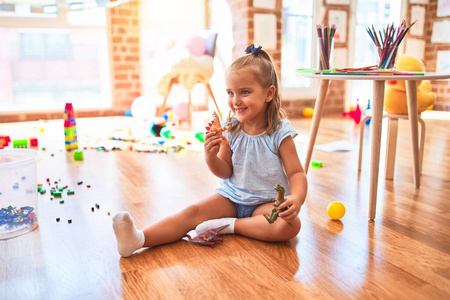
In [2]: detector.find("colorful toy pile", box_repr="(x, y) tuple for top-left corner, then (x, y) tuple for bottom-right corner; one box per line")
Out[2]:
(64, 103), (78, 151)
(0, 205), (36, 230)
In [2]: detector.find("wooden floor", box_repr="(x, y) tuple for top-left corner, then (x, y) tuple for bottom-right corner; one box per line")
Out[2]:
(0, 113), (449, 299)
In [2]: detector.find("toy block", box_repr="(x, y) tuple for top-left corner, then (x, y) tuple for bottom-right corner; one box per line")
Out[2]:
(311, 160), (323, 168)
(0, 136), (11, 149)
(29, 137), (38, 147)
(65, 143), (78, 151)
(64, 103), (78, 151)
(73, 150), (84, 161)
(13, 139), (28, 148)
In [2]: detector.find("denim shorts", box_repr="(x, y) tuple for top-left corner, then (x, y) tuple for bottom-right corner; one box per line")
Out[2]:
(234, 203), (259, 218)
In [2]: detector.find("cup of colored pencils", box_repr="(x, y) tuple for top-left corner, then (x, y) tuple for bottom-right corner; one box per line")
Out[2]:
(366, 20), (415, 70)
(316, 24), (335, 71)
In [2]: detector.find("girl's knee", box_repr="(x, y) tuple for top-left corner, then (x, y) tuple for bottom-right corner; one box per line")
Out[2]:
(275, 218), (301, 241)
(180, 204), (201, 221)
(180, 203), (219, 225)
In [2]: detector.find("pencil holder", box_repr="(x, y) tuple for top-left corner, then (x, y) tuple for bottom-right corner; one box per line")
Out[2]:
(377, 45), (399, 70)
(367, 20), (414, 71)
(317, 37), (334, 71)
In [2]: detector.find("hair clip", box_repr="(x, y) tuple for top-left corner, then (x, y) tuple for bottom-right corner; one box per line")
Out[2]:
(245, 44), (262, 55)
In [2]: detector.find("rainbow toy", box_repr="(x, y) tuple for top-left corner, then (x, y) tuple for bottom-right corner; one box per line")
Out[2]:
(64, 103), (78, 151)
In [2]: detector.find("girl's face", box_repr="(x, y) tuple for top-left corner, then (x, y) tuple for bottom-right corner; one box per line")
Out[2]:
(225, 67), (275, 131)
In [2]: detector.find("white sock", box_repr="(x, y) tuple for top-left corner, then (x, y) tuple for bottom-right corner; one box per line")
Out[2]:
(195, 218), (236, 235)
(112, 211), (145, 258)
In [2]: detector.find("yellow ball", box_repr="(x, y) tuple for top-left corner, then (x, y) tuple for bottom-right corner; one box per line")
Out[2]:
(302, 107), (314, 117)
(327, 201), (346, 220)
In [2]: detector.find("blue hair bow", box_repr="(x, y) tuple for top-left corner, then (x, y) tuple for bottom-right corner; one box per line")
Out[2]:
(245, 44), (262, 55)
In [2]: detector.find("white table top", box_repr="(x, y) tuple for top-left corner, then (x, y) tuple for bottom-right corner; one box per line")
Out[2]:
(297, 72), (450, 81)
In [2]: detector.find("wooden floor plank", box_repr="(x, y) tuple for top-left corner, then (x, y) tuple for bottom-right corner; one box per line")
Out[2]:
(1, 114), (449, 299)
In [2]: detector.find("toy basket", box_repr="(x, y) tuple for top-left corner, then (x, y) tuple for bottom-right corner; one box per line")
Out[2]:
(0, 149), (39, 239)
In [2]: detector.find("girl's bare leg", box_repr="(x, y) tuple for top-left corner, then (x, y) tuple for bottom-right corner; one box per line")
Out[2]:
(235, 202), (301, 241)
(113, 193), (236, 257)
(195, 202), (301, 242)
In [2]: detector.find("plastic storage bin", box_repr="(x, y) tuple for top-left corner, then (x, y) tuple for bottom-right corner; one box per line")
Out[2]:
(0, 149), (39, 239)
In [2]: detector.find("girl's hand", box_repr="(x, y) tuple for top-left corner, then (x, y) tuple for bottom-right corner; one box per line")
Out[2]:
(278, 195), (301, 223)
(204, 131), (223, 160)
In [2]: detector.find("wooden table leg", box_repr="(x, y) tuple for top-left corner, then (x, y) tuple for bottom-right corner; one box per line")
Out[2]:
(368, 80), (385, 220)
(304, 79), (330, 174)
(405, 81), (421, 188)
(385, 117), (399, 180)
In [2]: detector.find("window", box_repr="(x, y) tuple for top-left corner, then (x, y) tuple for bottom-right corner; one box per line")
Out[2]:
(20, 31), (71, 59)
(140, 0), (234, 118)
(281, 0), (316, 99)
(140, 0), (206, 107)
(0, 4), (111, 113)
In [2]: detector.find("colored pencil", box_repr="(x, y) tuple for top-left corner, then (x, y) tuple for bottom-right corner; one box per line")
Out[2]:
(366, 20), (415, 69)
(316, 24), (336, 70)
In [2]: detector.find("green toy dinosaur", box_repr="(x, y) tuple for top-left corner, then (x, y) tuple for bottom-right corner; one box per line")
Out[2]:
(264, 184), (290, 225)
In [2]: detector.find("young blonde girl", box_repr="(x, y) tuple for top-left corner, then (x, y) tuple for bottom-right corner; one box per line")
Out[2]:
(113, 45), (307, 257)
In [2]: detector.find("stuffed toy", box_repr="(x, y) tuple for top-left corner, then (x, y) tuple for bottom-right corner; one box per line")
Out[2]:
(384, 55), (436, 114)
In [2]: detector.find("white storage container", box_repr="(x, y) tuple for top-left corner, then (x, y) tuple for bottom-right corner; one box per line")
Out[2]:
(0, 149), (39, 239)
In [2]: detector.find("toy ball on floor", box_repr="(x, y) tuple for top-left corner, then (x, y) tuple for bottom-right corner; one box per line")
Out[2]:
(131, 96), (156, 121)
(303, 107), (314, 118)
(327, 201), (346, 220)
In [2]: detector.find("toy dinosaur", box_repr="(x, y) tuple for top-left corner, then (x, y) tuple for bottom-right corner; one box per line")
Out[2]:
(184, 224), (229, 246)
(264, 184), (292, 226)
(205, 111), (230, 145)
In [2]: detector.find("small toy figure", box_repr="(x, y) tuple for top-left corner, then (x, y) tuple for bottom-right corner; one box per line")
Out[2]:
(384, 55), (435, 114)
(205, 111), (230, 144)
(184, 224), (229, 245)
(343, 99), (362, 124)
(264, 184), (290, 224)
(364, 99), (372, 125)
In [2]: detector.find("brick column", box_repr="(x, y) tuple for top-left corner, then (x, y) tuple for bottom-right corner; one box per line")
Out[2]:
(227, 0), (282, 69)
(227, 0), (250, 59)
(109, 0), (141, 111)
